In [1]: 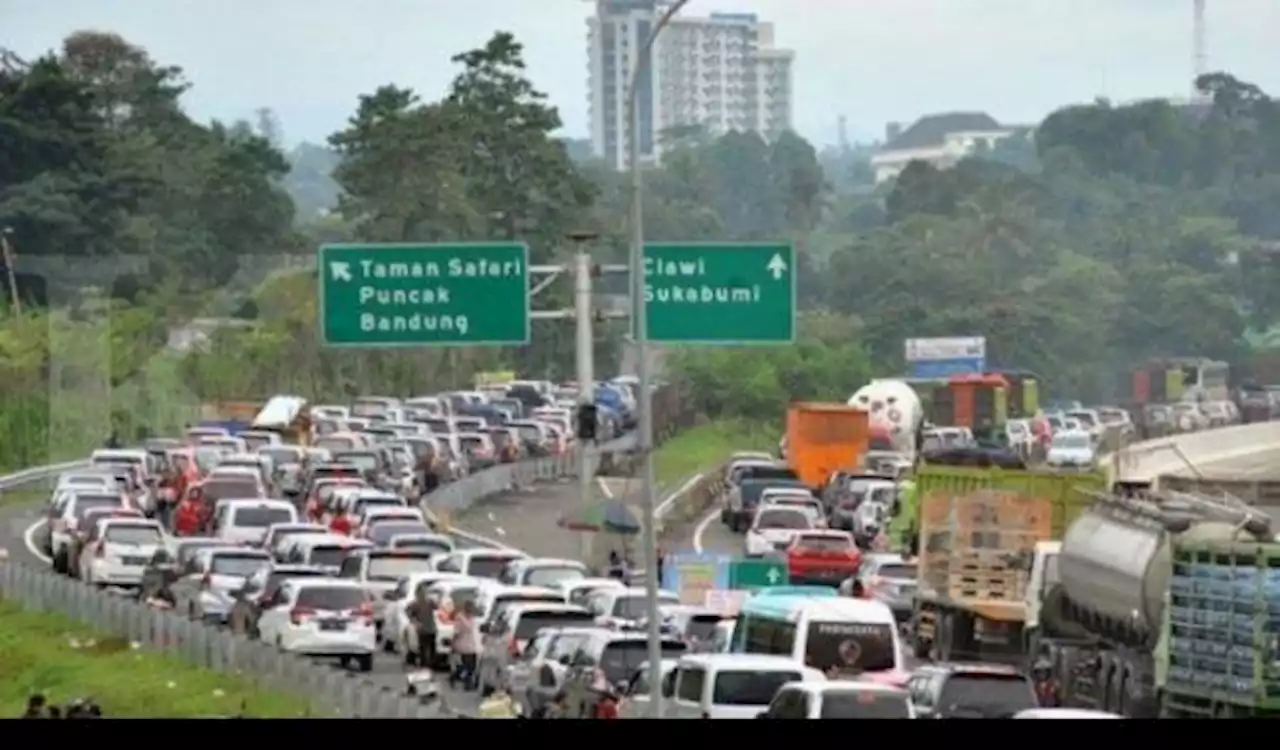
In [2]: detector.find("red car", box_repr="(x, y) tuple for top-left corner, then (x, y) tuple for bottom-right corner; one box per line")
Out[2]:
(785, 530), (862, 586)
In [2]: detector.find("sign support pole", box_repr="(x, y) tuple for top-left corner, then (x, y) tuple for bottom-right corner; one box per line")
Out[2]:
(574, 250), (596, 563)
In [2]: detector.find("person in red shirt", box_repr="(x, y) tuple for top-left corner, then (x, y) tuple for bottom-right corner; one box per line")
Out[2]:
(329, 508), (353, 536)
(593, 691), (619, 719)
(173, 498), (202, 537)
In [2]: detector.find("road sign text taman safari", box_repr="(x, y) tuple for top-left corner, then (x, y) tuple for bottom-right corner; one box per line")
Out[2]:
(318, 243), (530, 347)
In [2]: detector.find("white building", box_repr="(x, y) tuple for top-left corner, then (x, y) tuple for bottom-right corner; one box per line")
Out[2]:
(870, 112), (1022, 185)
(587, 0), (794, 170)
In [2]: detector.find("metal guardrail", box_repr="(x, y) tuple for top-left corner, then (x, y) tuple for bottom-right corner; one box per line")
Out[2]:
(0, 438), (640, 718)
(1156, 474), (1280, 507)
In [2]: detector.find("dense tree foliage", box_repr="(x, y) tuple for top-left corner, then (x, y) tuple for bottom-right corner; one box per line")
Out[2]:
(7, 26), (1280, 456)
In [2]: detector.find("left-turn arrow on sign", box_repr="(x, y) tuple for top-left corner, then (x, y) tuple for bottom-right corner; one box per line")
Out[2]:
(330, 261), (352, 282)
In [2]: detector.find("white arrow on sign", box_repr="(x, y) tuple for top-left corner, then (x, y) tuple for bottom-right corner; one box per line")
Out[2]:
(330, 262), (353, 282)
(766, 566), (781, 584)
(766, 253), (787, 280)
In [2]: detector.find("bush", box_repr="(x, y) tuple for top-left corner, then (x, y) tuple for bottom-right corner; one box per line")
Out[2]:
(668, 311), (874, 422)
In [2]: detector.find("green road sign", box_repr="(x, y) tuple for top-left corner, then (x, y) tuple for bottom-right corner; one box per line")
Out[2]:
(643, 242), (795, 344)
(318, 243), (530, 347)
(729, 558), (789, 590)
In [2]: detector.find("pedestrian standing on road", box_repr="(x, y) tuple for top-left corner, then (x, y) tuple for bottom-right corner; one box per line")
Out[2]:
(656, 547), (665, 585)
(405, 586), (438, 668)
(329, 507), (353, 536)
(22, 694), (46, 718)
(606, 550), (625, 581)
(450, 601), (481, 691)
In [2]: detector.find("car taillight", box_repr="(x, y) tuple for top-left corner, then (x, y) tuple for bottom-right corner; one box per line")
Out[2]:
(94, 542), (105, 558)
(200, 573), (212, 589)
(290, 607), (315, 625)
(354, 602), (374, 622)
(508, 637), (521, 657)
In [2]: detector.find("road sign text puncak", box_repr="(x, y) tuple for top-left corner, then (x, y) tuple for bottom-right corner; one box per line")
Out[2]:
(318, 243), (530, 347)
(642, 243), (796, 344)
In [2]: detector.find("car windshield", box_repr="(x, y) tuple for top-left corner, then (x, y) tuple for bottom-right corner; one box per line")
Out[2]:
(804, 621), (897, 673)
(756, 510), (810, 530)
(434, 585), (480, 612)
(394, 538), (451, 554)
(1053, 434), (1091, 450)
(203, 481), (260, 501)
(796, 535), (852, 553)
(514, 425), (542, 442)
(820, 690), (913, 719)
(938, 673), (1038, 718)
(337, 454), (379, 472)
(210, 554), (270, 578)
(876, 563), (917, 580)
(261, 448), (302, 466)
(232, 507), (294, 527)
(468, 555), (518, 579)
(295, 586), (368, 611)
(461, 436), (488, 452)
(612, 594), (678, 620)
(73, 497), (124, 517)
(104, 524), (162, 545)
(685, 615), (721, 643)
(713, 669), (804, 706)
(514, 611), (595, 640)
(309, 546), (352, 568)
(599, 641), (686, 684)
(369, 522), (430, 546)
(367, 554), (436, 581)
(525, 566), (585, 588)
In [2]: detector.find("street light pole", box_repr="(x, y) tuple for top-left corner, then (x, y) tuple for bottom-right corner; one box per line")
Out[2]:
(628, 0), (690, 720)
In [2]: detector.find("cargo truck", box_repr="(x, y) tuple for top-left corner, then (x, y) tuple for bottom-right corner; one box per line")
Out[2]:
(785, 402), (869, 492)
(908, 466), (1104, 666)
(1024, 484), (1280, 718)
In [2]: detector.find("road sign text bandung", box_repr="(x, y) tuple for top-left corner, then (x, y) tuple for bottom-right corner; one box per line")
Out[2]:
(643, 243), (795, 344)
(318, 243), (530, 347)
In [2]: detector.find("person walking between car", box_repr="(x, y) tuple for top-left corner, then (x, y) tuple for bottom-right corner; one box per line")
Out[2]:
(329, 507), (353, 536)
(606, 550), (626, 581)
(450, 601), (481, 691)
(405, 586), (438, 668)
(22, 694), (46, 718)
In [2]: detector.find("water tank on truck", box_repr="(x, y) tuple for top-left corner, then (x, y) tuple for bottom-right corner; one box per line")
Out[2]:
(1046, 491), (1272, 648)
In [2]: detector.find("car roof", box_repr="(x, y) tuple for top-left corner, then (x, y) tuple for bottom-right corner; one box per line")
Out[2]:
(503, 602), (592, 616)
(790, 679), (908, 695)
(679, 653), (821, 672)
(288, 577), (365, 590)
(200, 545), (270, 559)
(518, 557), (587, 568)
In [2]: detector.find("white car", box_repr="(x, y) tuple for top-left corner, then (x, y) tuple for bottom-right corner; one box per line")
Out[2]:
(178, 546), (273, 623)
(584, 586), (680, 628)
(497, 558), (589, 589)
(758, 491), (825, 527)
(212, 499), (298, 546)
(1013, 708), (1122, 719)
(432, 548), (530, 579)
(381, 572), (476, 657)
(1045, 429), (1095, 468)
(263, 522), (329, 560)
(745, 506), (813, 557)
(554, 577), (626, 608)
(759, 680), (915, 719)
(256, 579), (376, 671)
(78, 517), (166, 587)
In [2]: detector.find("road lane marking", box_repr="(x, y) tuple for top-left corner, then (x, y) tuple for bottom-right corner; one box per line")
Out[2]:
(692, 506), (720, 555)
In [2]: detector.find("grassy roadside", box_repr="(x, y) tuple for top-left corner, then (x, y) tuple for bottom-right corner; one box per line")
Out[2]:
(0, 600), (317, 717)
(654, 419), (779, 491)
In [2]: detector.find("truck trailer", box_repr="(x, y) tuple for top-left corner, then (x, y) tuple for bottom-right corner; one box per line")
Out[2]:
(1025, 484), (1280, 718)
(907, 466), (1103, 665)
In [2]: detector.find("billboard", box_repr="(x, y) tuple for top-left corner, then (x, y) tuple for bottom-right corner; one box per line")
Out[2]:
(904, 336), (986, 378)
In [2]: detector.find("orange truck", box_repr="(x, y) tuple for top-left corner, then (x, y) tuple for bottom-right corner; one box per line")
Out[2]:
(785, 402), (870, 491)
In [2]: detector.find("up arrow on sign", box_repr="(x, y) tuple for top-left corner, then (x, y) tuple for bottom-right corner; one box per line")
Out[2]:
(766, 253), (787, 280)
(330, 261), (353, 282)
(766, 567), (782, 584)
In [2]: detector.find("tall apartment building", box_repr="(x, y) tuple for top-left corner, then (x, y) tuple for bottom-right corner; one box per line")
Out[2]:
(587, 0), (794, 170)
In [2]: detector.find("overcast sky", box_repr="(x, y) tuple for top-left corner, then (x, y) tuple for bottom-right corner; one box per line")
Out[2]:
(5, 0), (1278, 147)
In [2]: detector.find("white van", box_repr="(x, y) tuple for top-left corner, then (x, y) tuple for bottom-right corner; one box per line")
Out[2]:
(667, 654), (825, 719)
(212, 499), (298, 546)
(284, 533), (372, 573)
(730, 595), (906, 680)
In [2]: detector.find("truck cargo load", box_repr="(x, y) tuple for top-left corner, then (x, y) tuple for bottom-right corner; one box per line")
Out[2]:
(785, 402), (869, 491)
(908, 466), (1103, 665)
(1028, 484), (1274, 717)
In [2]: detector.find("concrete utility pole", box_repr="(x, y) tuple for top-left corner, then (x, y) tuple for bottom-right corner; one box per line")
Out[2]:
(570, 231), (600, 562)
(628, 0), (692, 719)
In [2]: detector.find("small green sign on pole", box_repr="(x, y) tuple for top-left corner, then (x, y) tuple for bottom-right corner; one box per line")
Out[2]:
(318, 243), (530, 347)
(729, 558), (789, 590)
(642, 242), (796, 344)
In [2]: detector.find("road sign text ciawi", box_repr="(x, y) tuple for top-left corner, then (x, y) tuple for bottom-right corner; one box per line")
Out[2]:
(644, 253), (787, 304)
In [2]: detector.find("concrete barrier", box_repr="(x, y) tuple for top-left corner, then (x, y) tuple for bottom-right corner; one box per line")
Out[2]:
(1103, 421), (1280, 485)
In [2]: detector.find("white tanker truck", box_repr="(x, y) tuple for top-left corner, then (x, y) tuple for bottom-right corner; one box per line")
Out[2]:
(1024, 487), (1279, 718)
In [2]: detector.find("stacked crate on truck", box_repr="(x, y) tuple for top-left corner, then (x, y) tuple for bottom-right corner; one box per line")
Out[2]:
(1163, 540), (1280, 718)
